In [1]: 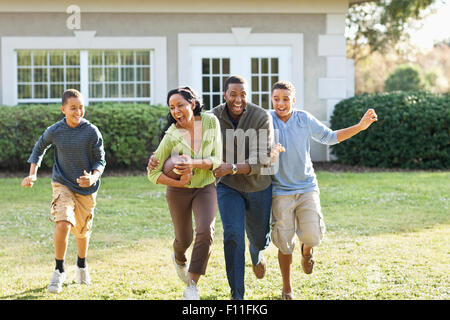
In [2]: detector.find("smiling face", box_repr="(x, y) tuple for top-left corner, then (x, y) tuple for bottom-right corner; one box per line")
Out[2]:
(224, 83), (248, 120)
(61, 97), (85, 128)
(272, 88), (295, 122)
(168, 93), (195, 128)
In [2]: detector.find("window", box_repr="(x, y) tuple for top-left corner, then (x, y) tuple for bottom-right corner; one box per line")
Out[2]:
(201, 58), (230, 109)
(17, 50), (81, 102)
(250, 57), (279, 109)
(16, 49), (153, 104)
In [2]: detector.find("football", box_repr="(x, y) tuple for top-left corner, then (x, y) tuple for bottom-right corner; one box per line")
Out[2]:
(163, 155), (183, 180)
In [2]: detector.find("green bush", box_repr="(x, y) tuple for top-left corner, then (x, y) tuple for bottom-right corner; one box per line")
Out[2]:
(384, 64), (426, 92)
(330, 91), (450, 169)
(0, 103), (168, 171)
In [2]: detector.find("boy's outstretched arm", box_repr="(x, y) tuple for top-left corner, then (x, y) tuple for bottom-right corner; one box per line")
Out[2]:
(21, 163), (38, 187)
(336, 108), (378, 143)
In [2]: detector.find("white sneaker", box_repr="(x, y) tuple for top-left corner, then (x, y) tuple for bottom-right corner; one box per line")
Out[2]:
(182, 280), (199, 300)
(75, 265), (91, 285)
(48, 270), (66, 294)
(172, 253), (189, 285)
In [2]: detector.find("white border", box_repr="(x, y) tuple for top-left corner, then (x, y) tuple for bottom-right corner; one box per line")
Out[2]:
(1, 32), (167, 106)
(178, 31), (304, 108)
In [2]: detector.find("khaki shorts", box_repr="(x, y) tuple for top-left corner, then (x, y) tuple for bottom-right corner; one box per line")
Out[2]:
(271, 190), (325, 255)
(50, 182), (97, 239)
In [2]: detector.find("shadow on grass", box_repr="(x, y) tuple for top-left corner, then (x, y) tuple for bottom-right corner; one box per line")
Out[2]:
(1, 285), (48, 300)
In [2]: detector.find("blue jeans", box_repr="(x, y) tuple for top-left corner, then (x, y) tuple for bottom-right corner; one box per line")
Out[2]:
(216, 182), (272, 300)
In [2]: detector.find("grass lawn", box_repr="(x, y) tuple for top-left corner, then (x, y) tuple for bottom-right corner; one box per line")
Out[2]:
(0, 171), (448, 300)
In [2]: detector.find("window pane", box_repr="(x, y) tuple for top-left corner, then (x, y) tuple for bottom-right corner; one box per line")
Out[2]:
(50, 68), (64, 82)
(261, 76), (269, 92)
(136, 67), (150, 82)
(66, 68), (80, 82)
(271, 76), (279, 87)
(105, 68), (118, 81)
(252, 76), (259, 92)
(202, 59), (210, 74)
(251, 58), (259, 74)
(121, 67), (134, 82)
(105, 84), (119, 98)
(222, 59), (230, 74)
(202, 77), (210, 92)
(261, 58), (268, 74)
(136, 51), (150, 65)
(252, 94), (259, 105)
(212, 76), (220, 92)
(89, 51), (103, 66)
(17, 51), (31, 66)
(212, 94), (221, 107)
(66, 52), (80, 66)
(261, 94), (269, 109)
(212, 59), (220, 74)
(90, 84), (103, 98)
(34, 68), (47, 82)
(18, 69), (31, 82)
(66, 83), (80, 92)
(49, 52), (64, 66)
(18, 85), (32, 99)
(104, 51), (118, 66)
(89, 68), (103, 82)
(202, 95), (211, 110)
(34, 84), (48, 98)
(121, 84), (134, 97)
(50, 84), (64, 98)
(271, 58), (279, 74)
(33, 52), (47, 66)
(136, 83), (150, 97)
(121, 50), (134, 65)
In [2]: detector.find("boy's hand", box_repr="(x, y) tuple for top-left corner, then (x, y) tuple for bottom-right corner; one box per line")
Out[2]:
(359, 108), (378, 130)
(270, 143), (286, 163)
(21, 175), (37, 188)
(77, 170), (97, 188)
(146, 152), (159, 173)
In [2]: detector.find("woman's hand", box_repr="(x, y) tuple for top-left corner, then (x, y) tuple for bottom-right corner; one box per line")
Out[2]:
(174, 154), (194, 175)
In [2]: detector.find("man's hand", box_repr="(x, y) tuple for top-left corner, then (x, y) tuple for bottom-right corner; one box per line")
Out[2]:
(21, 175), (37, 188)
(77, 170), (98, 188)
(269, 143), (286, 163)
(359, 108), (378, 130)
(213, 163), (232, 178)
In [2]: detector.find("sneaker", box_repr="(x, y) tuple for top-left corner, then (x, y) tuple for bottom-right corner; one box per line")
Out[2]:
(182, 280), (199, 300)
(252, 256), (266, 279)
(301, 243), (315, 274)
(172, 253), (189, 285)
(48, 270), (66, 294)
(75, 265), (91, 285)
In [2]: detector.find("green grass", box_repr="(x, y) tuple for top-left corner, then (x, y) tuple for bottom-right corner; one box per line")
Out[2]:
(0, 171), (449, 300)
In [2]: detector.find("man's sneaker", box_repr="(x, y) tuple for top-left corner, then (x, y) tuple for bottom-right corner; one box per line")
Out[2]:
(301, 243), (315, 274)
(75, 265), (91, 285)
(48, 270), (66, 294)
(182, 280), (199, 300)
(252, 256), (267, 279)
(172, 253), (189, 285)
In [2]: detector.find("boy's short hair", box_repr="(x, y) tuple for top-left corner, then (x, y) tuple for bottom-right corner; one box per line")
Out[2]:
(62, 89), (83, 106)
(224, 75), (248, 92)
(272, 81), (296, 96)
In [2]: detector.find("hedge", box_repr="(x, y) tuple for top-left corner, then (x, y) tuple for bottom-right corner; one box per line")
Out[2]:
(330, 91), (450, 169)
(0, 103), (169, 171)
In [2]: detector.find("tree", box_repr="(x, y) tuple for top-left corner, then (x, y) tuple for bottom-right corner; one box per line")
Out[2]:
(347, 0), (437, 64)
(384, 64), (425, 92)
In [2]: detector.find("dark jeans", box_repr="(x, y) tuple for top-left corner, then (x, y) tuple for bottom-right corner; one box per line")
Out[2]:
(216, 182), (272, 300)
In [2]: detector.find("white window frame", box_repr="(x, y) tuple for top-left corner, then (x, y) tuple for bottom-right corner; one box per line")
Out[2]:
(178, 29), (303, 108)
(1, 32), (167, 106)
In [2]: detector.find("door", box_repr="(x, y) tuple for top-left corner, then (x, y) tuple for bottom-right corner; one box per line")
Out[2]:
(191, 46), (291, 110)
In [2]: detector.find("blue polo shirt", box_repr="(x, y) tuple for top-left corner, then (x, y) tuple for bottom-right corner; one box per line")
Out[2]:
(270, 109), (339, 196)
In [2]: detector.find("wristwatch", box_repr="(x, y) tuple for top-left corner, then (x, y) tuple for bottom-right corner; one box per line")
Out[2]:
(231, 164), (237, 175)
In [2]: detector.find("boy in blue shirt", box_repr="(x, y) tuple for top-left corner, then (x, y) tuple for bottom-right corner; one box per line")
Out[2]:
(21, 89), (106, 294)
(270, 81), (377, 299)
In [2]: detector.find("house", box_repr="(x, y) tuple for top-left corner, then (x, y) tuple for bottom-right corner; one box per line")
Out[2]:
(0, 0), (361, 161)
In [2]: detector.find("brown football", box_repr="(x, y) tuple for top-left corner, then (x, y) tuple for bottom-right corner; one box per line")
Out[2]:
(163, 155), (183, 180)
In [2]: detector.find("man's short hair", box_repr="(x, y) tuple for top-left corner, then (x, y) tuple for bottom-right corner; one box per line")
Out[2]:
(62, 88), (83, 106)
(272, 81), (296, 96)
(224, 75), (248, 92)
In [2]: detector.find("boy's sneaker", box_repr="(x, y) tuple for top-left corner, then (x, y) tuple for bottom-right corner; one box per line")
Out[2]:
(172, 253), (189, 285)
(182, 280), (199, 300)
(75, 265), (91, 285)
(48, 270), (66, 294)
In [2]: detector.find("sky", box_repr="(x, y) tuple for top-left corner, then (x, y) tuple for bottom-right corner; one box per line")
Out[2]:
(408, 0), (450, 49)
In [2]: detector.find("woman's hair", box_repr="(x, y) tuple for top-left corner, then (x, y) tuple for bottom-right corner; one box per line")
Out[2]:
(159, 86), (203, 142)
